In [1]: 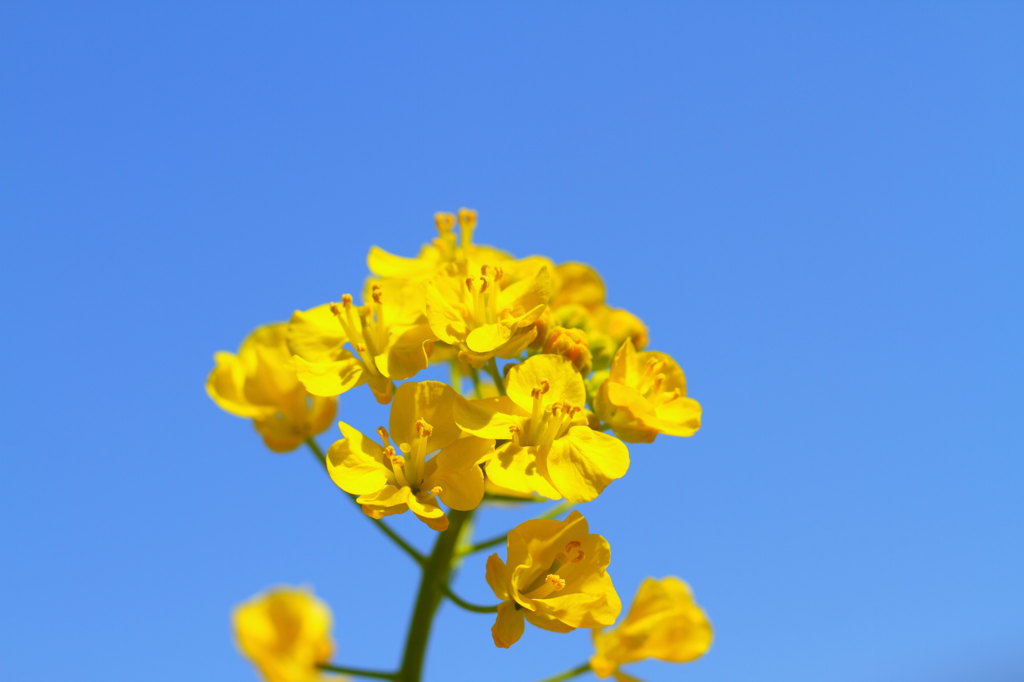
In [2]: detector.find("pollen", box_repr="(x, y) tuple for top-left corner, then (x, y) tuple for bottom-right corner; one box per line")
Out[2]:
(415, 418), (434, 438)
(376, 426), (391, 445)
(341, 293), (354, 307)
(435, 212), (456, 233)
(531, 380), (551, 398)
(545, 574), (566, 591)
(371, 284), (383, 304)
(563, 541), (584, 563)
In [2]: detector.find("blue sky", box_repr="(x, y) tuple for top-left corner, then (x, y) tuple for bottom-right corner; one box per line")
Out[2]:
(2, 3), (1022, 681)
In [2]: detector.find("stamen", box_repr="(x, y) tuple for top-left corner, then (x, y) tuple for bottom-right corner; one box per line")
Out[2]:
(341, 293), (354, 307)
(435, 212), (456, 233)
(371, 284), (383, 304)
(429, 485), (443, 496)
(376, 426), (391, 447)
(508, 424), (521, 446)
(562, 541), (584, 563)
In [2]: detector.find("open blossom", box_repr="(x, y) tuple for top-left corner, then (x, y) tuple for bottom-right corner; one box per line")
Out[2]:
(456, 354), (629, 502)
(233, 587), (335, 682)
(325, 381), (494, 530)
(590, 577), (712, 680)
(206, 323), (336, 452)
(594, 339), (701, 443)
(486, 511), (621, 648)
(287, 283), (434, 404)
(426, 261), (552, 367)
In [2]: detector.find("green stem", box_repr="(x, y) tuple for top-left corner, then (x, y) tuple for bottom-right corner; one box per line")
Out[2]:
(305, 439), (426, 565)
(438, 582), (499, 613)
(318, 662), (397, 680)
(483, 492), (545, 503)
(536, 663), (591, 682)
(469, 366), (485, 398)
(399, 509), (472, 682)
(484, 358), (506, 395)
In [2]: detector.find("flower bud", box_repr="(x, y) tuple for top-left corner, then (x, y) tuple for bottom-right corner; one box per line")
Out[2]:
(542, 326), (593, 375)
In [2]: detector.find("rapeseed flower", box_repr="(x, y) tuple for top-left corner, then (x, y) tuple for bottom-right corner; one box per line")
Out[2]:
(594, 340), (701, 443)
(207, 324), (336, 452)
(233, 586), (335, 682)
(485, 511), (621, 648)
(590, 577), (712, 680)
(325, 381), (494, 530)
(287, 283), (434, 404)
(456, 354), (628, 502)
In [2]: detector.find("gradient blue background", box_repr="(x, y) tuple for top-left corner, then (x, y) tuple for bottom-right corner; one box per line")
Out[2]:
(2, 3), (1021, 681)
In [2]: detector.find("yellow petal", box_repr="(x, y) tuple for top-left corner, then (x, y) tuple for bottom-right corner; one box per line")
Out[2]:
(485, 554), (510, 601)
(453, 395), (528, 440)
(539, 427), (629, 502)
(288, 305), (346, 364)
(506, 354), (586, 413)
(325, 422), (390, 495)
(389, 381), (461, 452)
(375, 323), (434, 380)
(292, 354), (366, 397)
(207, 351), (270, 419)
(491, 601), (525, 648)
(466, 322), (513, 353)
(485, 443), (561, 500)
(423, 437), (493, 511)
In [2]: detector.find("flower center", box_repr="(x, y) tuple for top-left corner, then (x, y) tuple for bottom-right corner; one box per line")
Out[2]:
(329, 286), (391, 376)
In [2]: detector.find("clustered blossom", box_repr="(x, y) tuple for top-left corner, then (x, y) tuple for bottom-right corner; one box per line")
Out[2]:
(209, 210), (712, 682)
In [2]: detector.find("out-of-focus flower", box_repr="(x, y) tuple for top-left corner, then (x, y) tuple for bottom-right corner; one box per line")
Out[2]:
(455, 354), (629, 502)
(233, 587), (335, 682)
(326, 381), (493, 530)
(590, 577), (712, 680)
(594, 339), (701, 443)
(485, 511), (621, 648)
(207, 324), (336, 452)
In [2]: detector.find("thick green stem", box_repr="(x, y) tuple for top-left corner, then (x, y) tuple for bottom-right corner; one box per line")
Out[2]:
(398, 509), (472, 681)
(318, 662), (397, 680)
(536, 662), (591, 682)
(305, 439), (425, 565)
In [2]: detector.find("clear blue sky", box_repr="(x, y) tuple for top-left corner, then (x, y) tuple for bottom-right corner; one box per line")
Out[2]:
(2, 3), (1021, 681)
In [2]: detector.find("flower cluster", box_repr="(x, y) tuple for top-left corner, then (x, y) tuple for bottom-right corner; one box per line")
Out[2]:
(210, 210), (712, 682)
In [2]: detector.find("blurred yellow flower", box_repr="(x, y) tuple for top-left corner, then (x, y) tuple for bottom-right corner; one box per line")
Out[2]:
(456, 354), (629, 502)
(590, 577), (712, 680)
(326, 381), (494, 530)
(207, 323), (336, 452)
(594, 339), (701, 443)
(485, 511), (621, 648)
(287, 284), (434, 404)
(233, 586), (335, 682)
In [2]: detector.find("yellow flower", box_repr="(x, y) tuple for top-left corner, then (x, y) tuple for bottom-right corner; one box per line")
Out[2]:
(207, 324), (337, 452)
(325, 381), (494, 530)
(233, 586), (335, 682)
(590, 577), (712, 680)
(425, 261), (552, 367)
(455, 354), (629, 502)
(594, 340), (701, 443)
(485, 511), (621, 648)
(287, 283), (434, 404)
